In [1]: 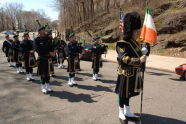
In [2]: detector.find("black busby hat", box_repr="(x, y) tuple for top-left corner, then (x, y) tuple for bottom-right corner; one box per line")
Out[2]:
(13, 34), (19, 38)
(23, 32), (29, 37)
(69, 32), (75, 38)
(123, 11), (142, 41)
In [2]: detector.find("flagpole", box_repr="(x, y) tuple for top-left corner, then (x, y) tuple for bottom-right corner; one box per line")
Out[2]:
(140, 1), (149, 123)
(119, 8), (123, 40)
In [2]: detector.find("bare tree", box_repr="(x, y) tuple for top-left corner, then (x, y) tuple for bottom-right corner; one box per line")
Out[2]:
(0, 2), (53, 32)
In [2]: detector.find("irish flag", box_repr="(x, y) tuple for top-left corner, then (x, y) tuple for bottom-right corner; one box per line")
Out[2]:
(140, 8), (157, 45)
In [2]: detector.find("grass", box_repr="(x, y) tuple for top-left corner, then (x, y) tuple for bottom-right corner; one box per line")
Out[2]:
(155, 19), (163, 29)
(151, 47), (186, 58)
(104, 43), (116, 50)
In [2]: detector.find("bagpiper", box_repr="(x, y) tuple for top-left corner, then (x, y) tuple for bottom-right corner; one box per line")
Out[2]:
(12, 34), (23, 73)
(2, 34), (14, 67)
(20, 32), (36, 81)
(56, 35), (67, 68)
(66, 32), (79, 87)
(74, 41), (83, 72)
(46, 29), (57, 77)
(91, 36), (107, 81)
(34, 25), (54, 94)
(115, 12), (147, 122)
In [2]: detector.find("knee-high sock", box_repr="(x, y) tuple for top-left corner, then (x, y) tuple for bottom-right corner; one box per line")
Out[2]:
(118, 97), (129, 108)
(40, 77), (45, 85)
(69, 73), (73, 78)
(45, 76), (50, 83)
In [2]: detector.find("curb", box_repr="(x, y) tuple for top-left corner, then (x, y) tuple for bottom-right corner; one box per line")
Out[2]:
(145, 66), (174, 73)
(103, 59), (174, 73)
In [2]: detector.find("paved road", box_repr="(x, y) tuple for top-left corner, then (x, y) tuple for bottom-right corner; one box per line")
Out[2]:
(0, 35), (186, 124)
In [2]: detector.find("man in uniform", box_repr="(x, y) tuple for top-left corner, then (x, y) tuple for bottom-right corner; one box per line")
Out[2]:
(46, 29), (57, 77)
(56, 35), (66, 68)
(67, 32), (79, 87)
(2, 34), (14, 67)
(115, 12), (147, 122)
(34, 25), (54, 94)
(12, 34), (23, 73)
(74, 40), (83, 72)
(20, 32), (36, 81)
(91, 36), (107, 80)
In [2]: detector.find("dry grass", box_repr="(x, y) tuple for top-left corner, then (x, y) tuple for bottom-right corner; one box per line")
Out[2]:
(152, 47), (186, 58)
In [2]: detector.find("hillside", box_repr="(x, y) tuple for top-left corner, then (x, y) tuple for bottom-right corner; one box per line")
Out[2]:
(58, 0), (186, 58)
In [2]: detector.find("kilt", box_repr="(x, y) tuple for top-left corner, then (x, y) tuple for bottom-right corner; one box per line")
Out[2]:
(49, 58), (54, 74)
(115, 68), (143, 99)
(75, 56), (80, 70)
(58, 50), (66, 60)
(23, 53), (36, 68)
(37, 56), (50, 76)
(13, 51), (22, 62)
(67, 56), (75, 72)
(92, 55), (101, 72)
(7, 48), (13, 58)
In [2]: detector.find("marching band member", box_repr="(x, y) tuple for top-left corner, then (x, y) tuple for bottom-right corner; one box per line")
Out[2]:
(91, 36), (107, 81)
(46, 29), (57, 77)
(20, 32), (36, 81)
(56, 37), (66, 68)
(115, 12), (146, 122)
(12, 34), (23, 73)
(2, 34), (14, 67)
(67, 33), (79, 87)
(34, 26), (54, 94)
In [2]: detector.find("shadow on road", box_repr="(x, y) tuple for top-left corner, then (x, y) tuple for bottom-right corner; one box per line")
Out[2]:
(52, 75), (68, 81)
(31, 79), (64, 86)
(169, 78), (185, 82)
(77, 72), (103, 78)
(146, 71), (171, 76)
(138, 113), (186, 124)
(76, 84), (113, 92)
(49, 91), (97, 103)
(54, 75), (84, 81)
(100, 79), (117, 84)
(50, 81), (63, 86)
(77, 72), (92, 77)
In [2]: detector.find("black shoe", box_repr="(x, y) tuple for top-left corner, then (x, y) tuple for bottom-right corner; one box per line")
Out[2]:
(52, 74), (56, 77)
(47, 90), (54, 93)
(126, 116), (140, 122)
(119, 119), (128, 124)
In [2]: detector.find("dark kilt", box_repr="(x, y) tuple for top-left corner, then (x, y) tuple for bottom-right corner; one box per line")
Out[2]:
(13, 51), (19, 62)
(75, 56), (80, 70)
(92, 55), (101, 72)
(37, 56), (50, 76)
(49, 58), (54, 74)
(115, 69), (142, 99)
(58, 50), (66, 60)
(23, 53), (36, 68)
(7, 48), (13, 58)
(67, 56), (75, 72)
(4, 48), (13, 57)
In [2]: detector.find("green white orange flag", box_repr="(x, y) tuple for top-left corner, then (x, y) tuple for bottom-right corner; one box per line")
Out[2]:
(140, 8), (157, 45)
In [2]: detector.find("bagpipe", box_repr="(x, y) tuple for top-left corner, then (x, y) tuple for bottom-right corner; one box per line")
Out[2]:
(85, 30), (108, 54)
(77, 42), (84, 54)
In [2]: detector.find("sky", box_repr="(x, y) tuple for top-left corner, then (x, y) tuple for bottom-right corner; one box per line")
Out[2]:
(0, 0), (59, 21)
